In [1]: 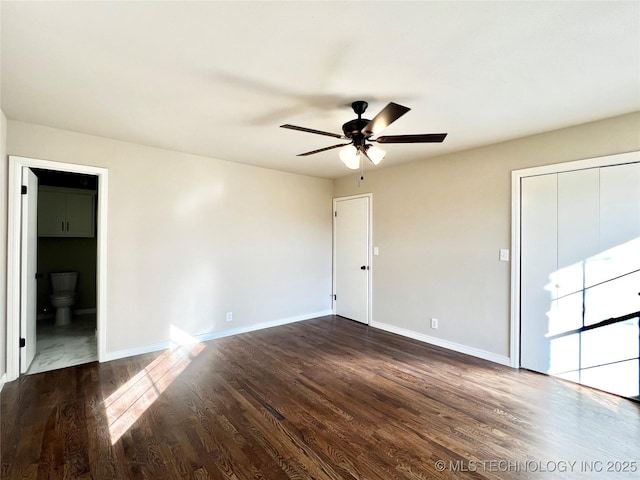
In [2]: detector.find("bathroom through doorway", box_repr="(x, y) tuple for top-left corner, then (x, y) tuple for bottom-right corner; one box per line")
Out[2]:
(26, 168), (99, 374)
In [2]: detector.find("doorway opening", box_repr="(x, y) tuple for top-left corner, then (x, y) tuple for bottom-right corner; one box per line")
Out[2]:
(26, 168), (98, 374)
(6, 155), (108, 382)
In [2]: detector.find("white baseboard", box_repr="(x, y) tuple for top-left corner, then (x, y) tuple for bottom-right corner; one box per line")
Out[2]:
(195, 310), (332, 342)
(103, 340), (170, 362)
(104, 310), (333, 363)
(370, 321), (511, 367)
(0, 373), (7, 392)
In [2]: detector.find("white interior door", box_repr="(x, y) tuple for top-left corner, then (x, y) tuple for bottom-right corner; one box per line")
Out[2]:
(20, 168), (39, 373)
(334, 196), (370, 324)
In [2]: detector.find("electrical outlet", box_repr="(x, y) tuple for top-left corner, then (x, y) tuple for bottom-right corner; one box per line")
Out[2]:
(226, 312), (233, 322)
(431, 318), (438, 329)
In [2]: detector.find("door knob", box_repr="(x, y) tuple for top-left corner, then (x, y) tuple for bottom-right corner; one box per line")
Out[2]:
(360, 266), (369, 270)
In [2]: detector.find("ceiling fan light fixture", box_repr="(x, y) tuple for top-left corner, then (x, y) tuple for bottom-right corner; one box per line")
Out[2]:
(339, 145), (361, 170)
(281, 100), (447, 165)
(366, 145), (386, 165)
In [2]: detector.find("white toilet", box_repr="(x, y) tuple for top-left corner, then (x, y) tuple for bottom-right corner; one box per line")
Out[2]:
(50, 272), (78, 326)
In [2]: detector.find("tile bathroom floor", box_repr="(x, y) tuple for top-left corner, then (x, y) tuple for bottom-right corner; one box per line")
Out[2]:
(27, 313), (98, 375)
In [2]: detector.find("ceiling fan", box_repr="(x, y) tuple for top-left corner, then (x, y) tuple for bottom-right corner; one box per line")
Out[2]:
(280, 101), (447, 169)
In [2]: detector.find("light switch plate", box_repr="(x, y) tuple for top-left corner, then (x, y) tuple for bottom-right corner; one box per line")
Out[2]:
(374, 247), (379, 256)
(499, 249), (510, 262)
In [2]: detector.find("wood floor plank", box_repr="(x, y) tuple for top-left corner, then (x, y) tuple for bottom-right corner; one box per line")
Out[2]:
(2, 316), (639, 479)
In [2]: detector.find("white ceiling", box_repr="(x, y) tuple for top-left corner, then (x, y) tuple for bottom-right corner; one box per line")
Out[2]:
(2, 1), (639, 179)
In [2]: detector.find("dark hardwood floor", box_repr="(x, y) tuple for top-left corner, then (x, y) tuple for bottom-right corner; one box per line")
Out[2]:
(2, 315), (639, 479)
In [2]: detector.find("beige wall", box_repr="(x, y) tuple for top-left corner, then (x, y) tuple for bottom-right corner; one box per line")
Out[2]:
(1, 2), (6, 382)
(334, 112), (640, 359)
(0, 111), (7, 379)
(4, 112), (639, 369)
(8, 121), (333, 354)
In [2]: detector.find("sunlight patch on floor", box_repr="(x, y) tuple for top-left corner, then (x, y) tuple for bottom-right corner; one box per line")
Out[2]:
(104, 325), (205, 444)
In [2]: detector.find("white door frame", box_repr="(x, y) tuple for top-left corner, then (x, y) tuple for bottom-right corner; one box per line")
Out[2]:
(6, 155), (109, 381)
(510, 150), (640, 368)
(332, 193), (373, 324)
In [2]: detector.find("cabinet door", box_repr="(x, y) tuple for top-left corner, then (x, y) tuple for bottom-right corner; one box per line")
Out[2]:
(37, 190), (67, 236)
(65, 192), (95, 237)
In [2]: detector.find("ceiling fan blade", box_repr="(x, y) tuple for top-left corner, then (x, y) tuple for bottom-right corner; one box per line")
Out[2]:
(297, 143), (351, 156)
(361, 102), (411, 136)
(375, 133), (448, 144)
(281, 124), (345, 139)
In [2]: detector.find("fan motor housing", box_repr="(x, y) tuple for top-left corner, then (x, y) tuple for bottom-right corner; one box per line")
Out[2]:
(342, 119), (371, 139)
